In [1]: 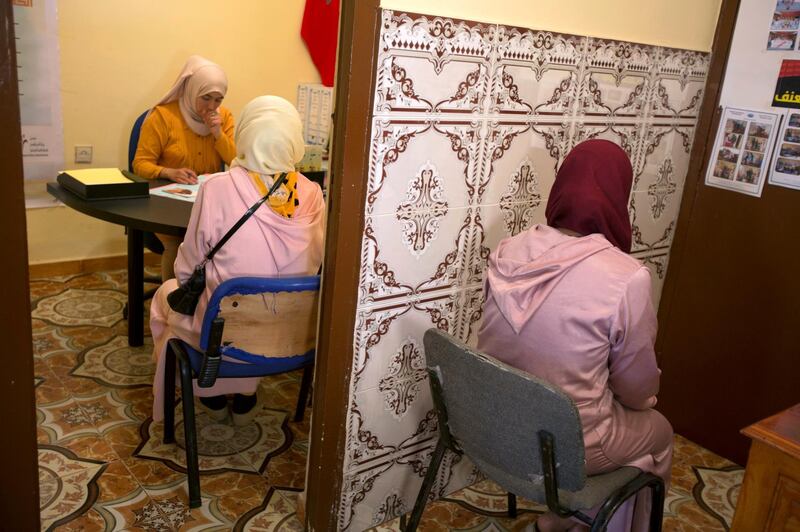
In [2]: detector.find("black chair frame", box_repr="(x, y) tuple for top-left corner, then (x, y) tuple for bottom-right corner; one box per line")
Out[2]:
(401, 369), (665, 532)
(162, 316), (314, 508)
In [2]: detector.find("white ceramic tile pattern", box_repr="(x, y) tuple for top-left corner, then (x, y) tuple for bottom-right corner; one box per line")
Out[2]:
(341, 9), (709, 530)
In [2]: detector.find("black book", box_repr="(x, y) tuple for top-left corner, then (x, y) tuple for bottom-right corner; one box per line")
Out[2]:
(57, 169), (150, 200)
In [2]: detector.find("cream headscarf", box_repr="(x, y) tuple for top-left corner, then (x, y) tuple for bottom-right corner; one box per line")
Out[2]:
(231, 96), (305, 197)
(153, 55), (228, 136)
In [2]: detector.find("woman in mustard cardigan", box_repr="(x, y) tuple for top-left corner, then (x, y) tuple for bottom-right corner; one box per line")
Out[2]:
(133, 55), (236, 280)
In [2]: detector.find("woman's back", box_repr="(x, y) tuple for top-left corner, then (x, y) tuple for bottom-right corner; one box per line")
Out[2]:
(477, 223), (660, 436)
(174, 166), (325, 334)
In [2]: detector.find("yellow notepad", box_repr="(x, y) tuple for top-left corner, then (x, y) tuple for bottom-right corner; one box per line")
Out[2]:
(60, 168), (130, 185)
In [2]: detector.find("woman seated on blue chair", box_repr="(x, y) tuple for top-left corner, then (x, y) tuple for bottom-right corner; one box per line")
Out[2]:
(149, 95), (325, 426)
(133, 55), (236, 281)
(478, 140), (672, 532)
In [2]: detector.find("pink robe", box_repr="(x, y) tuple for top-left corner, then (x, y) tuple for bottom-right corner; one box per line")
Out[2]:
(150, 166), (325, 421)
(477, 224), (672, 532)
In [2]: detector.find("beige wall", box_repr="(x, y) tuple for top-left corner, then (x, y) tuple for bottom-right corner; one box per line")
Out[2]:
(380, 0), (721, 52)
(28, 0), (319, 265)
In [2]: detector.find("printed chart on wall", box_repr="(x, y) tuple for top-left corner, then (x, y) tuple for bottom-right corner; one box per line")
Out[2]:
(768, 1), (800, 50)
(12, 0), (64, 180)
(768, 110), (800, 189)
(705, 107), (781, 197)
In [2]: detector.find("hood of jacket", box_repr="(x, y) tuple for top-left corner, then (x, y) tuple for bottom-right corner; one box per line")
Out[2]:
(486, 224), (612, 333)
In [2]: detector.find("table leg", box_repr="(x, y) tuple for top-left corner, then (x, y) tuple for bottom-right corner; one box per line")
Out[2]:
(127, 228), (144, 347)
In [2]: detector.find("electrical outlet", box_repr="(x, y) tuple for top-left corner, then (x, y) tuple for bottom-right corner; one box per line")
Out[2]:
(74, 145), (92, 163)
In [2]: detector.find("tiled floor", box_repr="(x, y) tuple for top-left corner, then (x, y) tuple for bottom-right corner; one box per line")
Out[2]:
(32, 269), (744, 531)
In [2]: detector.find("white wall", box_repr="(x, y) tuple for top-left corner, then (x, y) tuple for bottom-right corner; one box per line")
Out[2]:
(381, 0), (721, 51)
(720, 0), (790, 108)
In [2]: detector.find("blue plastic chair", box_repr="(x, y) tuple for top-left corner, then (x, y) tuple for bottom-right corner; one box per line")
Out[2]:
(162, 276), (319, 508)
(129, 110), (166, 255)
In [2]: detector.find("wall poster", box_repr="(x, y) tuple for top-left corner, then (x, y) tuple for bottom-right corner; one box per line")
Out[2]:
(13, 0), (64, 183)
(705, 107), (782, 197)
(768, 110), (800, 189)
(768, 1), (800, 50)
(773, 59), (800, 108)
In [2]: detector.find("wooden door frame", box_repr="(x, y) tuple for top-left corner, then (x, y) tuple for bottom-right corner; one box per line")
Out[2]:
(305, 0), (381, 529)
(655, 0), (741, 336)
(0, 1), (41, 528)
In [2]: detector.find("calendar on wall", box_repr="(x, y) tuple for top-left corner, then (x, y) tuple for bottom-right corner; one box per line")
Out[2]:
(296, 83), (332, 147)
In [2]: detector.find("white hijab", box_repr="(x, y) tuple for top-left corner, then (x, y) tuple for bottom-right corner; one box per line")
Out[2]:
(231, 96), (305, 191)
(153, 55), (228, 136)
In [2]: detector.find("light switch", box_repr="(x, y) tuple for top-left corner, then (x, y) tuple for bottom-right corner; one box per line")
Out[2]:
(74, 145), (92, 163)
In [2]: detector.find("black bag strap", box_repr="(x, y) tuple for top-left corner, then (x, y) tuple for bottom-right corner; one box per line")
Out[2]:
(200, 172), (288, 266)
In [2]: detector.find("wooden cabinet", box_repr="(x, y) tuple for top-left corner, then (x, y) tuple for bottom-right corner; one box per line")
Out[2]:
(731, 404), (800, 531)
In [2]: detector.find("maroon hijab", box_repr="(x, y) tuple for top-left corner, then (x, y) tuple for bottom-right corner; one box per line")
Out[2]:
(545, 139), (633, 252)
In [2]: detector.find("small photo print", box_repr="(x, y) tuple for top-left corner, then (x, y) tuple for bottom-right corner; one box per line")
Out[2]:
(717, 147), (740, 163)
(779, 142), (800, 157)
(790, 114), (800, 127)
(725, 119), (747, 135)
(776, 156), (800, 175)
(713, 160), (737, 180)
(164, 188), (194, 197)
(772, 10), (800, 30)
(745, 136), (767, 152)
(749, 122), (772, 138)
(776, 0), (800, 12)
(723, 132), (743, 149)
(768, 31), (798, 50)
(785, 127), (800, 142)
(736, 165), (761, 184)
(741, 150), (765, 167)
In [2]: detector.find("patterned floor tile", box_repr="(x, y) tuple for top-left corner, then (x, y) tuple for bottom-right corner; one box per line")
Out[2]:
(32, 288), (128, 328)
(692, 466), (743, 530)
(213, 482), (272, 524)
(38, 396), (103, 442)
(235, 487), (304, 531)
(72, 335), (156, 388)
(136, 403), (291, 478)
(139, 480), (233, 531)
(39, 446), (107, 531)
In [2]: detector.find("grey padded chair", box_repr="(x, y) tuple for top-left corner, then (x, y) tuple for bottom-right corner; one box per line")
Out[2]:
(401, 329), (665, 531)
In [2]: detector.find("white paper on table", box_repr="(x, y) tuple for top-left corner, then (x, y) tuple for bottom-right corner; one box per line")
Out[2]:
(149, 174), (212, 203)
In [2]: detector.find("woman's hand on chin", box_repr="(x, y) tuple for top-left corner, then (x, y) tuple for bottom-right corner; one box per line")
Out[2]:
(162, 167), (198, 184)
(202, 110), (223, 139)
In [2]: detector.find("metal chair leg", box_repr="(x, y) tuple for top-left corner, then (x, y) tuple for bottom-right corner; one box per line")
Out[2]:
(163, 342), (176, 444)
(403, 438), (447, 532)
(508, 492), (517, 518)
(649, 477), (665, 532)
(178, 355), (201, 509)
(294, 364), (314, 422)
(590, 473), (663, 532)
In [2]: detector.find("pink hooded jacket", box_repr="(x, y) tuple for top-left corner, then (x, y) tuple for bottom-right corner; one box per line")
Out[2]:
(477, 224), (661, 443)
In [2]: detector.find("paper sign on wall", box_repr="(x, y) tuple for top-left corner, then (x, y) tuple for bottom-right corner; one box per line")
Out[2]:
(768, 1), (800, 50)
(773, 60), (800, 108)
(705, 107), (782, 197)
(768, 110), (800, 190)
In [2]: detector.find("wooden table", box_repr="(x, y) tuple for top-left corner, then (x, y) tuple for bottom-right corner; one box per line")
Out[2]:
(47, 181), (191, 347)
(731, 403), (800, 531)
